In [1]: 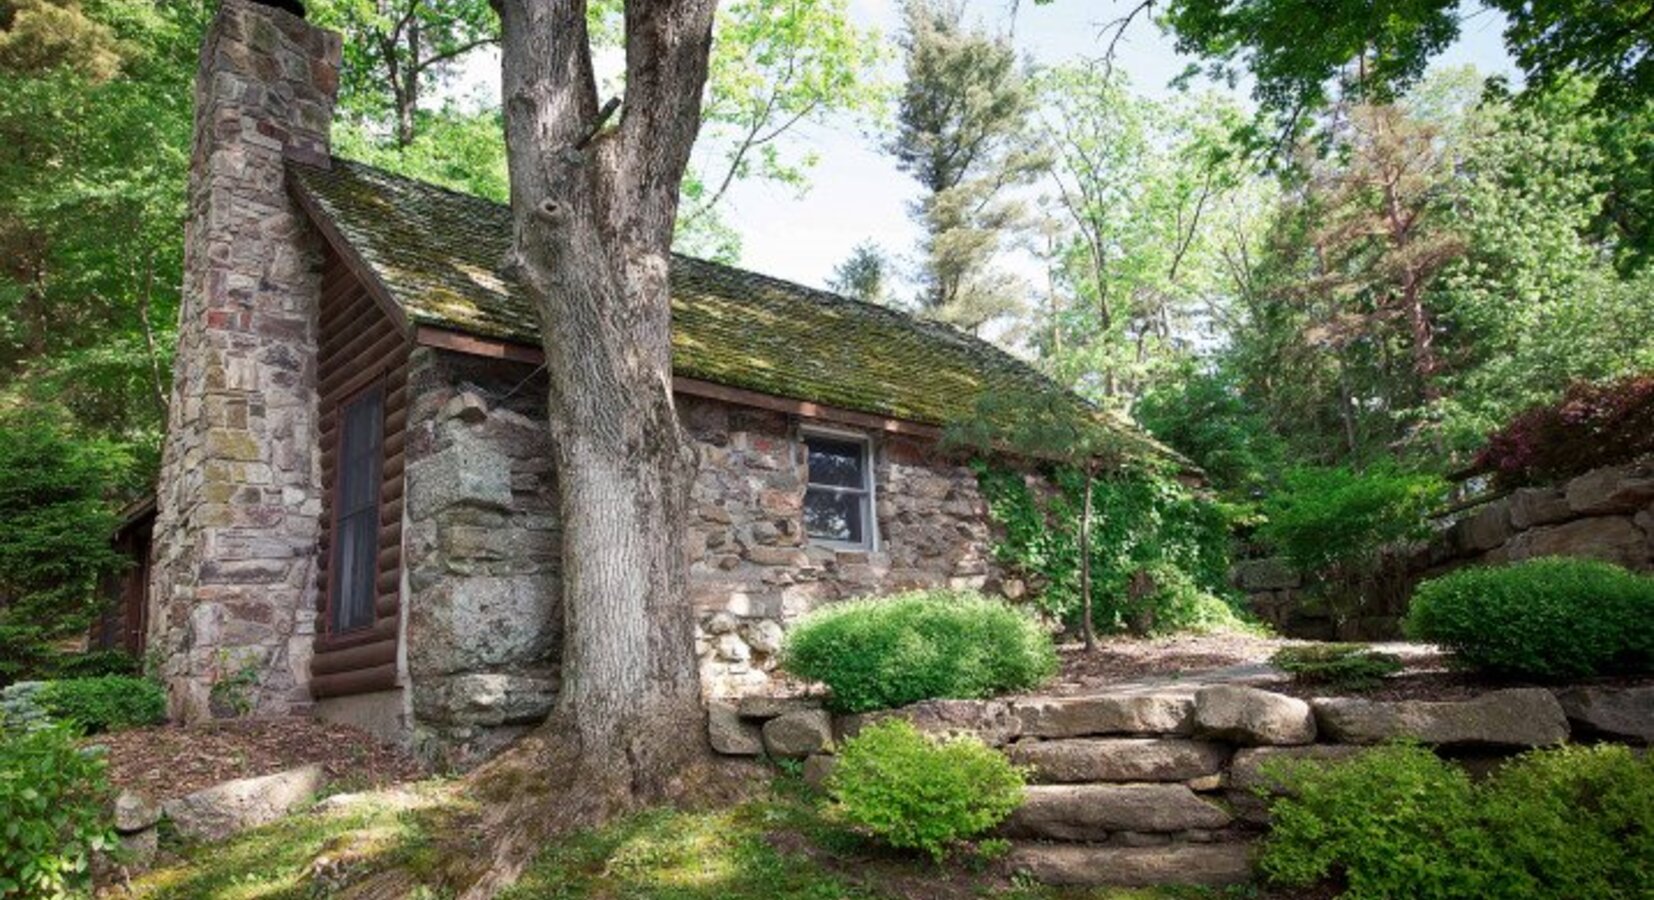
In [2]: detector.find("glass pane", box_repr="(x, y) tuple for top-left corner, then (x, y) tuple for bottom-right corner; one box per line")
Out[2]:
(804, 488), (863, 544)
(806, 436), (865, 489)
(338, 390), (383, 513)
(332, 510), (377, 632)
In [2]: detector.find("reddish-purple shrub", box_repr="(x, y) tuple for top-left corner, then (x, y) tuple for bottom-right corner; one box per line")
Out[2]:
(1473, 374), (1654, 489)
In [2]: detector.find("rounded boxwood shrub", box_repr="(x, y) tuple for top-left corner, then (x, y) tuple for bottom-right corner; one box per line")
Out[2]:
(779, 590), (1057, 713)
(36, 676), (166, 734)
(1405, 557), (1654, 679)
(828, 718), (1024, 861)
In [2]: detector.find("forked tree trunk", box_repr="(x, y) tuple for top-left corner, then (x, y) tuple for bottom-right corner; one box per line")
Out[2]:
(452, 0), (721, 895)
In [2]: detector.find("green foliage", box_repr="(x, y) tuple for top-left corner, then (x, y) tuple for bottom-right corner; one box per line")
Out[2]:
(828, 719), (1024, 861)
(1260, 743), (1654, 898)
(0, 414), (128, 685)
(0, 724), (116, 898)
(36, 676), (164, 734)
(973, 461), (1252, 637)
(1270, 644), (1402, 691)
(1405, 557), (1654, 679)
(779, 590), (1057, 714)
(1257, 463), (1443, 576)
(1136, 367), (1283, 495)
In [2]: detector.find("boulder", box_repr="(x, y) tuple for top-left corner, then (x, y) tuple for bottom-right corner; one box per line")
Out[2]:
(802, 753), (838, 790)
(1006, 738), (1229, 783)
(1554, 686), (1654, 744)
(1506, 516), (1651, 569)
(162, 764), (326, 843)
(1312, 688), (1568, 748)
(708, 702), (763, 755)
(1509, 487), (1572, 529)
(837, 699), (1021, 747)
(1004, 784), (1232, 839)
(114, 790), (163, 833)
(1565, 462), (1654, 515)
(1455, 499), (1513, 553)
(1015, 694), (1194, 738)
(762, 709), (833, 758)
(1008, 842), (1254, 887)
(1193, 686), (1315, 746)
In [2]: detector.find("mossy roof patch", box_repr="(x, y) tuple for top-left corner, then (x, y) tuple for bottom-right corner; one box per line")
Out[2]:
(289, 158), (1167, 459)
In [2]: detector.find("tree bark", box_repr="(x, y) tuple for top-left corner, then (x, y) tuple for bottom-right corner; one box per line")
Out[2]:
(1078, 469), (1096, 652)
(451, 0), (722, 894)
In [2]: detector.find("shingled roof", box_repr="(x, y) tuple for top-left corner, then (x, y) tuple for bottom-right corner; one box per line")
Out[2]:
(289, 158), (1168, 460)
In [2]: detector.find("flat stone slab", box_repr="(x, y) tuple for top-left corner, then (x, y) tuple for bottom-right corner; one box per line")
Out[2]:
(1008, 842), (1254, 887)
(1005, 784), (1232, 839)
(836, 699), (1021, 747)
(761, 709), (833, 758)
(1554, 686), (1654, 744)
(1193, 685), (1315, 746)
(1014, 694), (1195, 738)
(1312, 688), (1568, 748)
(1007, 738), (1229, 783)
(162, 764), (326, 844)
(709, 702), (763, 755)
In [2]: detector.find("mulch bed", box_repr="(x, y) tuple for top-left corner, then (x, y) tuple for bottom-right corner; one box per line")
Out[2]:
(88, 718), (427, 802)
(1269, 670), (1654, 703)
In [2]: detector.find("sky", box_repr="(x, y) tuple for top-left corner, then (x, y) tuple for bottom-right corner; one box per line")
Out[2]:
(455, 1), (1518, 295)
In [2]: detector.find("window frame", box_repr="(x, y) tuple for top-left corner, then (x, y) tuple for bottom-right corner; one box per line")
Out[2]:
(325, 379), (386, 637)
(800, 425), (878, 551)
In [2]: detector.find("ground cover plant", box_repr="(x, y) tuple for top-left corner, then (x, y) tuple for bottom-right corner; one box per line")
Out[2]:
(0, 724), (117, 898)
(780, 590), (1057, 713)
(1259, 743), (1654, 898)
(1405, 557), (1654, 678)
(35, 675), (166, 734)
(1269, 644), (1403, 691)
(827, 719), (1024, 862)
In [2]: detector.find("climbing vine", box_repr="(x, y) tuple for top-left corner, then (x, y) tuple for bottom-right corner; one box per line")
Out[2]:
(972, 461), (1254, 636)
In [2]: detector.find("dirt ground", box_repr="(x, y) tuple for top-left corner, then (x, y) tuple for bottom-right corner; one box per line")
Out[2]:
(90, 718), (426, 802)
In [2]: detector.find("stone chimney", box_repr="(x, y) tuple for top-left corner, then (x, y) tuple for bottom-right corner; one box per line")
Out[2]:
(148, 0), (340, 720)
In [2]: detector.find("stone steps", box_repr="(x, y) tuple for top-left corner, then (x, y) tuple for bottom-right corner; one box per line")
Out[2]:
(1003, 783), (1233, 840)
(1007, 842), (1255, 887)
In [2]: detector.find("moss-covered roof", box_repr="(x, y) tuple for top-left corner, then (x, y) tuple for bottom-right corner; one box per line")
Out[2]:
(289, 158), (1167, 459)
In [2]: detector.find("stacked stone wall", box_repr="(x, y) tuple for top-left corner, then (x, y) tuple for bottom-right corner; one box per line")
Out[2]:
(1234, 457), (1654, 639)
(711, 681), (1652, 887)
(147, 0), (340, 720)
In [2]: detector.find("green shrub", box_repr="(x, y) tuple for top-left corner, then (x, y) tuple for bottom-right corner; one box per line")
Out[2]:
(37, 676), (165, 734)
(0, 725), (117, 898)
(827, 719), (1024, 861)
(1259, 744), (1506, 897)
(1271, 644), (1403, 691)
(779, 590), (1057, 713)
(1258, 462), (1444, 577)
(1260, 743), (1654, 899)
(1480, 744), (1654, 897)
(1405, 557), (1654, 678)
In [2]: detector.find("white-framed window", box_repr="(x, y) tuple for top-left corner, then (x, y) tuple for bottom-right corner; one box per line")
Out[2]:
(802, 428), (876, 549)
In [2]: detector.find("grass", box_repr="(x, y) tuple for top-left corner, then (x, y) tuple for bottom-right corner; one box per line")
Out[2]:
(124, 777), (1239, 900)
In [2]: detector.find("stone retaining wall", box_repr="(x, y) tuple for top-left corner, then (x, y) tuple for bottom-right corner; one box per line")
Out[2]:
(711, 683), (1652, 887)
(1234, 458), (1654, 639)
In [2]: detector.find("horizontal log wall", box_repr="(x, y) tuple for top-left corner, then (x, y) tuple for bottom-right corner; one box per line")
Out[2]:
(310, 245), (411, 698)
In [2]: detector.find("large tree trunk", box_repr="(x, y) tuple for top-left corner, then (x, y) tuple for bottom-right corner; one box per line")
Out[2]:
(450, 0), (722, 895)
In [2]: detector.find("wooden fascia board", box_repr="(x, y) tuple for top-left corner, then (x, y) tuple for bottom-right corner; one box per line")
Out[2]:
(413, 325), (945, 440)
(288, 176), (413, 339)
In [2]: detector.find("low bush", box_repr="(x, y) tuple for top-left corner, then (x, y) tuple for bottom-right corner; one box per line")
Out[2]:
(1405, 557), (1654, 679)
(0, 724), (117, 898)
(36, 676), (166, 734)
(1258, 462), (1444, 578)
(1259, 743), (1654, 898)
(1270, 644), (1403, 691)
(827, 719), (1024, 861)
(779, 590), (1057, 713)
(1472, 374), (1654, 490)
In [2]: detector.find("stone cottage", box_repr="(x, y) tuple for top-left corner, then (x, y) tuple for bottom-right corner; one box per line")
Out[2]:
(137, 0), (1159, 765)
